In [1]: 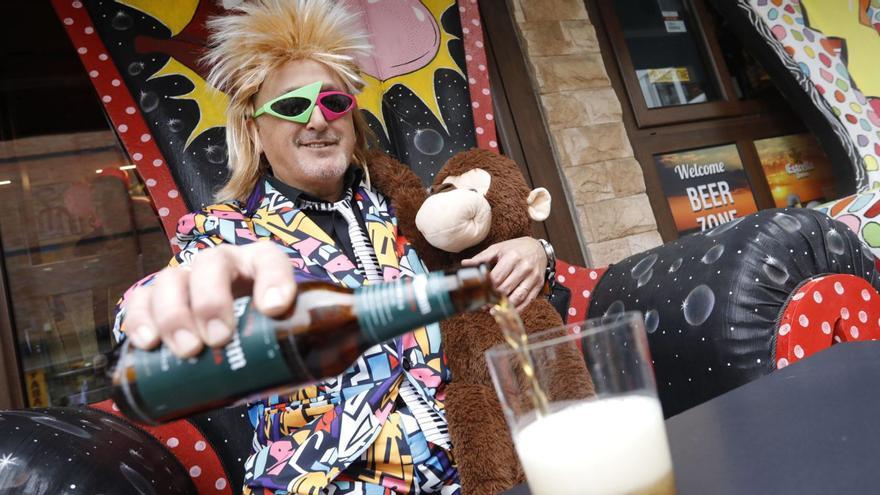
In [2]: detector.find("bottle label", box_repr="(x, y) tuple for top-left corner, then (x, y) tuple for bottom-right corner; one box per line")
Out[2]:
(128, 297), (295, 421)
(355, 273), (454, 343)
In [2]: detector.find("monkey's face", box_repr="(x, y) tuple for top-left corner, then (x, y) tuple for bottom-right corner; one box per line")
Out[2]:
(415, 168), (493, 253)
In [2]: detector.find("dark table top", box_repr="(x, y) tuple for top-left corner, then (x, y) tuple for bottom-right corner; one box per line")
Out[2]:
(505, 342), (880, 495)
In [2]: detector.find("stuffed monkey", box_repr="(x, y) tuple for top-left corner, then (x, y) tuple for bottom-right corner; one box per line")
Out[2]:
(370, 149), (594, 494)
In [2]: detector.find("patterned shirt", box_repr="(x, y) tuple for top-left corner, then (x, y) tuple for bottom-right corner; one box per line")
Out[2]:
(115, 174), (460, 494)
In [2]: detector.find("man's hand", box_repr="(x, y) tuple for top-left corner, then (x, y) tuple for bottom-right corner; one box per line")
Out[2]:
(462, 236), (547, 312)
(123, 242), (297, 358)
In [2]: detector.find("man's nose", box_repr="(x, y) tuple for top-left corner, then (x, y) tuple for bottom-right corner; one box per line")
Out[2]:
(305, 104), (328, 131)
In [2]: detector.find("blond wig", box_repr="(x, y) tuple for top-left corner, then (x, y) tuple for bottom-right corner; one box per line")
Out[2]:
(203, 0), (373, 203)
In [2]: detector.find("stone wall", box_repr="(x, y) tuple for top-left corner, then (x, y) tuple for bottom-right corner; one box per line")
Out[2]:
(508, 0), (663, 266)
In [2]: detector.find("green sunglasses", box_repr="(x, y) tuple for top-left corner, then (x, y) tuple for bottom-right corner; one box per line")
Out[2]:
(253, 81), (357, 123)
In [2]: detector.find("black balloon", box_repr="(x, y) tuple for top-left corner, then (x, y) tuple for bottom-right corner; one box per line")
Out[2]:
(0, 407), (195, 494)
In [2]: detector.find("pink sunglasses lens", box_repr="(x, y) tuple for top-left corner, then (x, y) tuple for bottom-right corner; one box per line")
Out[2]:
(317, 93), (355, 121)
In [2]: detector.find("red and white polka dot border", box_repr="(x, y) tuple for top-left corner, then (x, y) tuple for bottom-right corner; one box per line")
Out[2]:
(457, 0), (499, 151)
(776, 274), (880, 369)
(52, 0), (187, 244)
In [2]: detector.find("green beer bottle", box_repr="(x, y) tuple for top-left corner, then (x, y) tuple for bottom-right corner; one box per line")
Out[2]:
(111, 265), (499, 424)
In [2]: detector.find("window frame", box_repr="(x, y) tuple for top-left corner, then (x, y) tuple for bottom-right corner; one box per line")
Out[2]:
(586, 0), (829, 241)
(595, 0), (771, 127)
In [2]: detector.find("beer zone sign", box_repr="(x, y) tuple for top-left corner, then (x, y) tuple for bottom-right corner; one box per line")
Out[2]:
(653, 144), (759, 235)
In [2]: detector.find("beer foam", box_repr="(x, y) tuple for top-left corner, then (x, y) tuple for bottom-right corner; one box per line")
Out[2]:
(515, 395), (672, 495)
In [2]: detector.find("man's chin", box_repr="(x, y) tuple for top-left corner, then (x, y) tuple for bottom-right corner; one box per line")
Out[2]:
(305, 157), (350, 179)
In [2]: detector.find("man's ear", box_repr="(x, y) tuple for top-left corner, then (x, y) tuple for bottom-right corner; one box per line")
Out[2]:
(527, 187), (551, 221)
(246, 118), (263, 155)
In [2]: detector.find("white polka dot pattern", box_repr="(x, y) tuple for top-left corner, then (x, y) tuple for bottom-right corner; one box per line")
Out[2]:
(458, 0), (499, 150)
(775, 274), (880, 370)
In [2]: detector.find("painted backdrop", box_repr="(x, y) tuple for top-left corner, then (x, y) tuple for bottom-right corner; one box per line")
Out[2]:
(719, 0), (880, 190)
(53, 0), (499, 239)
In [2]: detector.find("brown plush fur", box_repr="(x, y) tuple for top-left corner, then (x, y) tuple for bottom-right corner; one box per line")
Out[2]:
(370, 149), (594, 494)
(367, 150), (450, 270)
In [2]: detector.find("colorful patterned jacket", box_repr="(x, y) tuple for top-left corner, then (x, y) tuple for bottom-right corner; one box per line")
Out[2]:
(115, 176), (456, 494)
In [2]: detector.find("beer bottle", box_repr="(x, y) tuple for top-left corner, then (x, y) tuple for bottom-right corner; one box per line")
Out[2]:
(111, 265), (498, 424)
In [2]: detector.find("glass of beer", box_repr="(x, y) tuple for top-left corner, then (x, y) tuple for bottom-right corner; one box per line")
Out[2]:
(485, 312), (676, 495)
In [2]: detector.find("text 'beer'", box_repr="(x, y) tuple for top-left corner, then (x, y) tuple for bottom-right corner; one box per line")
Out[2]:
(112, 266), (498, 424)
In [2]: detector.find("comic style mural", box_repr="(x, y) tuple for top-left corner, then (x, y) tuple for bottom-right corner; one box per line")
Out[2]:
(712, 0), (880, 193)
(52, 0), (498, 239)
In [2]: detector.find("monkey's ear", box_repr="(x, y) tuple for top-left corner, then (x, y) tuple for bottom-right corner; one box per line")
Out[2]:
(527, 187), (551, 221)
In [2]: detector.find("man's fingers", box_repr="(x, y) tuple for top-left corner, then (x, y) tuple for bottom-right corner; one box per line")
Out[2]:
(495, 260), (527, 295)
(516, 284), (542, 313)
(508, 285), (528, 309)
(122, 285), (160, 350)
(151, 267), (203, 358)
(503, 262), (543, 308)
(461, 244), (500, 267)
(244, 242), (297, 317)
(122, 242), (295, 359)
(189, 246), (238, 347)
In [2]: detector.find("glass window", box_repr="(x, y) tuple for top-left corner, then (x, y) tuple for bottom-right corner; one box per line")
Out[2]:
(0, 133), (171, 407)
(612, 0), (721, 108)
(708, 4), (777, 100)
(1, 3), (172, 407)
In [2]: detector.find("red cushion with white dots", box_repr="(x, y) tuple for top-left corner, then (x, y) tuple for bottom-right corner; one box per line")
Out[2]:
(555, 259), (606, 324)
(775, 274), (880, 368)
(91, 400), (233, 494)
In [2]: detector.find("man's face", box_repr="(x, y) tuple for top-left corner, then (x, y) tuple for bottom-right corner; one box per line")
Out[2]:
(251, 59), (356, 199)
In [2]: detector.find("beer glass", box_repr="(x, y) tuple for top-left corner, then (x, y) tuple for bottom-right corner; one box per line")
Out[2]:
(485, 312), (675, 495)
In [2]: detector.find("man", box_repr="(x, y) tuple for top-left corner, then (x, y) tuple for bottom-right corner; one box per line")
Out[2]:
(119, 1), (553, 493)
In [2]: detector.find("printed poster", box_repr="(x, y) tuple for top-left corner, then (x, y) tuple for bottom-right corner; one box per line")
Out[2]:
(755, 134), (836, 208)
(654, 144), (759, 235)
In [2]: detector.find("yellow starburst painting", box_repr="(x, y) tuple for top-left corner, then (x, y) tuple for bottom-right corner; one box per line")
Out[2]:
(89, 0), (477, 207)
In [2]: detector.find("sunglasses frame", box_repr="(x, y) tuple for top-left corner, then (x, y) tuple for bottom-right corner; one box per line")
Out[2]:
(253, 81), (356, 123)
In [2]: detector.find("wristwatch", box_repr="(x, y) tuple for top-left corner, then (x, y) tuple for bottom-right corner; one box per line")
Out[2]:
(538, 238), (557, 288)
